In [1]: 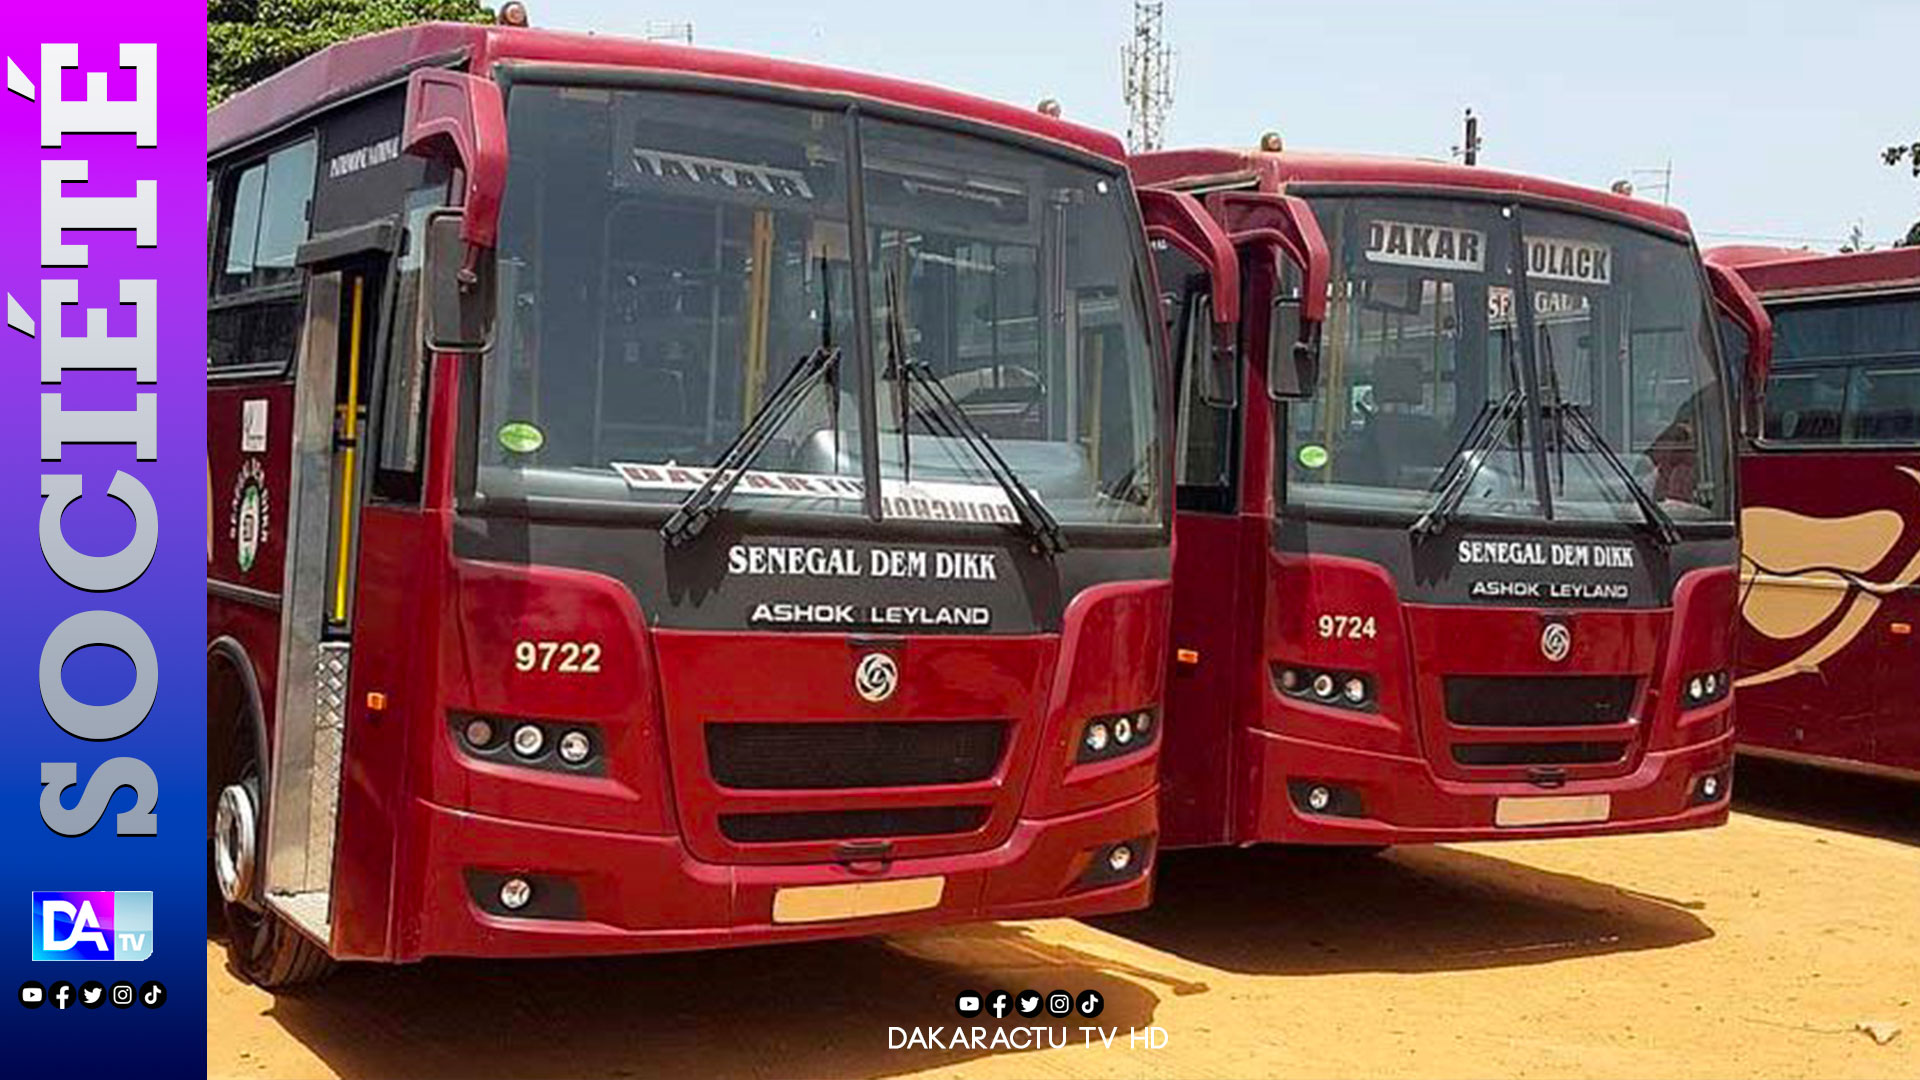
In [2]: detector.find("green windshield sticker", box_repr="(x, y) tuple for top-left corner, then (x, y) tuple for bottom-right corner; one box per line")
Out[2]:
(1298, 444), (1330, 469)
(498, 422), (545, 454)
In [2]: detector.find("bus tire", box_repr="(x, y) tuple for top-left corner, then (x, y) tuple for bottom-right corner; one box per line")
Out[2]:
(209, 644), (335, 989)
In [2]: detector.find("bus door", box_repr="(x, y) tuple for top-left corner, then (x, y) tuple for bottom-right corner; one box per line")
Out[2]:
(1159, 244), (1245, 845)
(262, 258), (386, 938)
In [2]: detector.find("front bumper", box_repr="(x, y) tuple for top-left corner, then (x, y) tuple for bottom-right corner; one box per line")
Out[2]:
(1240, 727), (1733, 845)
(394, 785), (1157, 961)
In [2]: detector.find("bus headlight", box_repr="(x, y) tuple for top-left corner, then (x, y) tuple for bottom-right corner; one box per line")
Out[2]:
(1343, 676), (1369, 705)
(463, 718), (495, 749)
(1274, 666), (1376, 713)
(557, 730), (593, 765)
(511, 724), (546, 758)
(1077, 708), (1159, 763)
(1683, 670), (1732, 707)
(1083, 722), (1109, 755)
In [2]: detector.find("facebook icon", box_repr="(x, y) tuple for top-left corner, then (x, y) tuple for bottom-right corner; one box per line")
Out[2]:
(31, 892), (154, 961)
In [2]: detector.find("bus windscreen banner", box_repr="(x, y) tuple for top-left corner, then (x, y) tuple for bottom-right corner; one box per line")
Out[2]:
(3, 4), (206, 1069)
(614, 461), (1022, 524)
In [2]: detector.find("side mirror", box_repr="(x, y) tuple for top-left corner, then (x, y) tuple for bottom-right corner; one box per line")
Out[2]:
(1702, 256), (1773, 439)
(1267, 297), (1321, 399)
(1190, 293), (1238, 408)
(1202, 191), (1330, 402)
(424, 210), (495, 352)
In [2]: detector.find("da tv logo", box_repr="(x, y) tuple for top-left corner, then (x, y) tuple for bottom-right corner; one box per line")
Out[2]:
(31, 892), (153, 961)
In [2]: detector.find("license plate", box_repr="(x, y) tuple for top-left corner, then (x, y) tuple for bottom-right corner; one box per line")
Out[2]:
(1495, 793), (1611, 827)
(771, 876), (945, 924)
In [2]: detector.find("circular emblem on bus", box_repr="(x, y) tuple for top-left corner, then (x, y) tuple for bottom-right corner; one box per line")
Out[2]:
(854, 652), (899, 703)
(226, 458), (271, 574)
(1540, 621), (1572, 663)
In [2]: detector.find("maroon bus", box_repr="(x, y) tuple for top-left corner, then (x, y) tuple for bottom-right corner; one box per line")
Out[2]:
(1133, 145), (1773, 848)
(204, 22), (1245, 984)
(1708, 244), (1920, 780)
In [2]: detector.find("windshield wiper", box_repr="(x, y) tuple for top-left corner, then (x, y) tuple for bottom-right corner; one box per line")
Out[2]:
(1411, 319), (1530, 541)
(660, 343), (842, 548)
(1410, 385), (1526, 541)
(1536, 328), (1680, 545)
(885, 265), (1066, 556)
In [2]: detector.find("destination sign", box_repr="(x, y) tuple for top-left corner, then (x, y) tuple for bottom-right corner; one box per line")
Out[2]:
(1526, 236), (1613, 286)
(1364, 220), (1486, 273)
(627, 146), (817, 201)
(1488, 285), (1592, 327)
(613, 462), (1020, 525)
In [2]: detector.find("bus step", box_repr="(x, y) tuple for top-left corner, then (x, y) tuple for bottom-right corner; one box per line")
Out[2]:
(269, 889), (332, 943)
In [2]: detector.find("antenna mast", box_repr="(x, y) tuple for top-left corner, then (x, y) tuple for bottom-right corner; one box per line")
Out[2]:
(1122, 1), (1176, 152)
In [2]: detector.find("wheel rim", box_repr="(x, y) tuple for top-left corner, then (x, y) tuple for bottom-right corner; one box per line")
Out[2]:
(214, 781), (257, 904)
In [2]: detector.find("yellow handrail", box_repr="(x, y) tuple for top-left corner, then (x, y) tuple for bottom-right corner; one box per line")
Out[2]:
(331, 275), (365, 625)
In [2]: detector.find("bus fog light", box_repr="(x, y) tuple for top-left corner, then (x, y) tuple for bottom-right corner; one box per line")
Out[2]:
(1701, 774), (1721, 800)
(1312, 673), (1336, 699)
(1084, 722), (1109, 754)
(1306, 784), (1333, 812)
(511, 724), (546, 758)
(1113, 716), (1134, 745)
(1343, 677), (1368, 704)
(1279, 668), (1302, 693)
(1106, 844), (1133, 873)
(557, 730), (592, 764)
(464, 718), (495, 748)
(499, 877), (533, 910)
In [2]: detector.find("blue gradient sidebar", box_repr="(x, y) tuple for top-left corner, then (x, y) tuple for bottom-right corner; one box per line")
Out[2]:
(0, 9), (207, 1073)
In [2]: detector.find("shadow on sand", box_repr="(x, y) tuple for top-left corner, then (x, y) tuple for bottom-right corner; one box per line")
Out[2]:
(1733, 753), (1920, 848)
(214, 920), (1166, 1080)
(1092, 842), (1713, 975)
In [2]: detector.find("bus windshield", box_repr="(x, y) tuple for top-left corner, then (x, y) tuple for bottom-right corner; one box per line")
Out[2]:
(480, 83), (1160, 528)
(1282, 194), (1732, 527)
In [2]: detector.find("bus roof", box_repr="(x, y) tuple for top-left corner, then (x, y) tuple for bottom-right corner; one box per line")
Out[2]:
(209, 22), (1126, 163)
(1704, 244), (1920, 298)
(1131, 147), (1694, 236)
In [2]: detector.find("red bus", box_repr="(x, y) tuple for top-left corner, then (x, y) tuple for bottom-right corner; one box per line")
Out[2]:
(204, 21), (1244, 984)
(1133, 146), (1773, 848)
(1707, 244), (1920, 780)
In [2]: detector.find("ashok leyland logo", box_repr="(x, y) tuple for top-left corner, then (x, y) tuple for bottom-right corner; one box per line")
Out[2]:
(31, 892), (153, 961)
(855, 653), (899, 703)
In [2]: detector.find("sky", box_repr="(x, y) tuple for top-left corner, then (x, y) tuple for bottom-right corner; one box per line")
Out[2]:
(530, 0), (1918, 250)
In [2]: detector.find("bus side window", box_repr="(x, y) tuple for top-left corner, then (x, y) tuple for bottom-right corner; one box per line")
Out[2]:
(1762, 366), (1847, 444)
(1158, 244), (1236, 513)
(209, 137), (317, 373)
(373, 184), (446, 502)
(1847, 363), (1920, 444)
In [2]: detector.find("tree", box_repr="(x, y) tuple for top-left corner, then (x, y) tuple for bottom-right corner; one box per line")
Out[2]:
(1889, 138), (1920, 246)
(210, 0), (494, 106)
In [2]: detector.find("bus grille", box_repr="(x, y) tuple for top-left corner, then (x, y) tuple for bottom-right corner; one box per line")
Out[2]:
(1443, 676), (1638, 728)
(718, 806), (991, 843)
(1451, 741), (1629, 767)
(705, 721), (1007, 790)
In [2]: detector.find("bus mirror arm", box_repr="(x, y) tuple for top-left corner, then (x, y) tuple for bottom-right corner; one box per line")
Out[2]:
(402, 69), (508, 253)
(1703, 258), (1774, 437)
(1205, 192), (1331, 402)
(1138, 187), (1242, 331)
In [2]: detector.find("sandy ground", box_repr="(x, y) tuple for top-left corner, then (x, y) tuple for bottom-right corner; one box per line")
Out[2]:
(208, 759), (1919, 1079)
